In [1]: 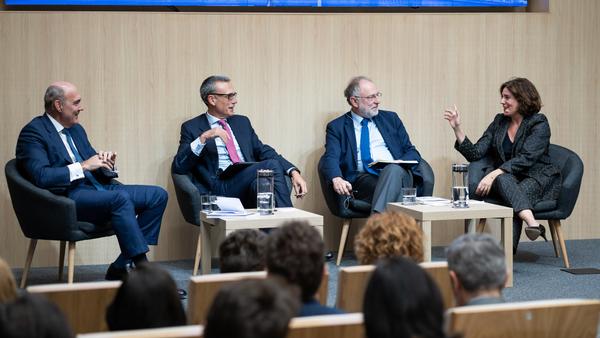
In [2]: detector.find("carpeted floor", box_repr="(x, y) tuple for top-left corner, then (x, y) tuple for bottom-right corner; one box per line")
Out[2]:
(12, 239), (600, 308)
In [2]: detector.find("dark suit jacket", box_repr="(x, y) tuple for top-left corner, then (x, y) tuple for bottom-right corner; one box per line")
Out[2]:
(455, 113), (561, 201)
(298, 299), (344, 317)
(16, 114), (117, 195)
(172, 113), (295, 194)
(319, 110), (422, 184)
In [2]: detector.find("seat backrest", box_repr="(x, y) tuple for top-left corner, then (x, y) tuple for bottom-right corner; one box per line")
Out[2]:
(287, 313), (364, 338)
(336, 261), (453, 312)
(445, 299), (600, 338)
(28, 281), (121, 334)
(76, 325), (204, 338)
(5, 158), (79, 240)
(187, 271), (329, 325)
(547, 144), (584, 218)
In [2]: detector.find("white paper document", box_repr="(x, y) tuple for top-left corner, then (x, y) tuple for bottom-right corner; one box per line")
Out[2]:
(205, 197), (254, 217)
(416, 196), (452, 206)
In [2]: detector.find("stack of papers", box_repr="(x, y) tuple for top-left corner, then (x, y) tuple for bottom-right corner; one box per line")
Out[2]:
(205, 197), (255, 218)
(416, 197), (452, 206)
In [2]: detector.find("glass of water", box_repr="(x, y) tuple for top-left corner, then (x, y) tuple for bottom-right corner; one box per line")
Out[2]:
(201, 194), (213, 214)
(401, 187), (417, 205)
(257, 169), (275, 215)
(452, 163), (469, 208)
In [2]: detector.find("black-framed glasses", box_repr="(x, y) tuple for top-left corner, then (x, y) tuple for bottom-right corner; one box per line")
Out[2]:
(354, 92), (382, 101)
(210, 92), (237, 100)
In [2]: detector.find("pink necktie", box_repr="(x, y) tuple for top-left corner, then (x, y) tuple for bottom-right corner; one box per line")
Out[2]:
(217, 120), (241, 164)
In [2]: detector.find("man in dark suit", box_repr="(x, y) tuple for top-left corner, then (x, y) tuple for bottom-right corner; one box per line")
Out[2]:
(16, 81), (168, 280)
(319, 76), (422, 213)
(172, 75), (307, 207)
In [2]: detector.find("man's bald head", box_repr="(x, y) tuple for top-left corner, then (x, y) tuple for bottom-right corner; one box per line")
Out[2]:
(44, 81), (76, 112)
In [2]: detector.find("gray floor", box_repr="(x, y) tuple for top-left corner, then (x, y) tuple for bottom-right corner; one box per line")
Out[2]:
(12, 239), (600, 307)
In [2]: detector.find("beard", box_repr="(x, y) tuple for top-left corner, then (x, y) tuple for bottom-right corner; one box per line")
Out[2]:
(359, 105), (379, 119)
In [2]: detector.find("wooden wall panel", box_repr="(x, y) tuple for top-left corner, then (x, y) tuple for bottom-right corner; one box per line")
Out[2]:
(1, 0), (598, 267)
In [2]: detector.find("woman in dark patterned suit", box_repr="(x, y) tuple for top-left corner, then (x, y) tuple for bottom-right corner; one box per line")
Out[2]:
(443, 78), (561, 253)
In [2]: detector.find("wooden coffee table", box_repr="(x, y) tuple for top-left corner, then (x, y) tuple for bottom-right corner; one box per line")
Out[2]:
(388, 201), (514, 286)
(195, 207), (323, 275)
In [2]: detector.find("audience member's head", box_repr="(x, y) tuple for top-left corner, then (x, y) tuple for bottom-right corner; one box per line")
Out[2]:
(0, 292), (74, 338)
(266, 221), (324, 302)
(355, 211), (424, 265)
(363, 256), (446, 338)
(204, 277), (300, 338)
(106, 263), (186, 331)
(446, 233), (507, 306)
(219, 229), (267, 273)
(0, 257), (18, 303)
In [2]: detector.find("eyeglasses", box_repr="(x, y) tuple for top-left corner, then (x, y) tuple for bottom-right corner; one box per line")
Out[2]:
(210, 92), (238, 100)
(354, 92), (382, 101)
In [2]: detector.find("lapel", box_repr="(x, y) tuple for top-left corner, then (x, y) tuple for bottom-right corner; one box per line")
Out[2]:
(199, 113), (219, 160)
(372, 113), (399, 158)
(42, 114), (73, 164)
(495, 117), (510, 162)
(343, 112), (358, 165)
(512, 115), (531, 154)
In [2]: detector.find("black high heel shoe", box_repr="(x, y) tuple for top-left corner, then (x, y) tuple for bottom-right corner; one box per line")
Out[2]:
(525, 224), (548, 242)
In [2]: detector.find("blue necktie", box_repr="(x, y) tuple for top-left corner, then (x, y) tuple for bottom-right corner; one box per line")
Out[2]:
(360, 119), (379, 176)
(63, 129), (105, 191)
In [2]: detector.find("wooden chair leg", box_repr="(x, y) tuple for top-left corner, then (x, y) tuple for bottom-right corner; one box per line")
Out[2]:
(477, 218), (487, 233)
(550, 220), (570, 268)
(336, 219), (351, 266)
(20, 239), (37, 288)
(192, 229), (202, 276)
(58, 241), (66, 281)
(67, 242), (76, 284)
(548, 221), (560, 258)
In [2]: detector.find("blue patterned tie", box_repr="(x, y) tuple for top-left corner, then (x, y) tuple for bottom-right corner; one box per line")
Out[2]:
(63, 129), (105, 191)
(360, 119), (379, 175)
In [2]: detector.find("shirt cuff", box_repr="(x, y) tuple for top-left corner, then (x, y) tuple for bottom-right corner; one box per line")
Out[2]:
(68, 162), (85, 182)
(287, 167), (299, 176)
(190, 137), (205, 156)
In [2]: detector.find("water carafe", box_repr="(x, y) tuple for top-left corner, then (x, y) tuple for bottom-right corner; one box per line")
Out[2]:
(257, 169), (275, 215)
(452, 163), (469, 208)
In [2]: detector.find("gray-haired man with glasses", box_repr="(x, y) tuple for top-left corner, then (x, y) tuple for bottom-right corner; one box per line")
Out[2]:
(172, 75), (308, 208)
(319, 76), (422, 213)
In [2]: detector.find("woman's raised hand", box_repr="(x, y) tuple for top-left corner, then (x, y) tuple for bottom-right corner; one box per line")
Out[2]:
(443, 104), (462, 130)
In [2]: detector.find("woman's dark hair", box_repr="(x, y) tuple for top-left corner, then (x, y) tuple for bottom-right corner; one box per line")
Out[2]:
(106, 263), (186, 331)
(0, 293), (74, 338)
(500, 77), (542, 117)
(363, 256), (447, 338)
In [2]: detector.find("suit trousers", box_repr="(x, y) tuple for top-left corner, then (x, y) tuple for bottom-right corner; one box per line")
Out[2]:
(214, 159), (292, 208)
(490, 173), (543, 249)
(68, 183), (168, 258)
(354, 164), (413, 213)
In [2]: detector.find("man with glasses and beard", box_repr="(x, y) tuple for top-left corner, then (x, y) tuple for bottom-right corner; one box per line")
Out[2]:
(172, 75), (308, 208)
(319, 76), (422, 214)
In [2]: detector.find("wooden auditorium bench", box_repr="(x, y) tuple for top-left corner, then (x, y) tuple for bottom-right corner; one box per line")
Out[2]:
(445, 298), (600, 338)
(27, 281), (121, 334)
(187, 270), (329, 324)
(336, 261), (453, 312)
(77, 325), (203, 338)
(287, 313), (363, 338)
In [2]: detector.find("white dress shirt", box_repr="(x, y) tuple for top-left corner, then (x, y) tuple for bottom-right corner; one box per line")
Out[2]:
(46, 113), (85, 182)
(350, 112), (394, 172)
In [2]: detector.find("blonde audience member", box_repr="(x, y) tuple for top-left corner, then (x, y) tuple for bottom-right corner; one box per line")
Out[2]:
(0, 257), (18, 303)
(354, 211), (424, 264)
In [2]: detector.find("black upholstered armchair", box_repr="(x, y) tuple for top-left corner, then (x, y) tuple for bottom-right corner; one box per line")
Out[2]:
(469, 144), (584, 267)
(171, 171), (204, 275)
(318, 159), (435, 265)
(5, 159), (115, 286)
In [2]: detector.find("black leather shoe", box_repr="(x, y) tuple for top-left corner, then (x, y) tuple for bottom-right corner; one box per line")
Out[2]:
(105, 263), (129, 281)
(325, 251), (334, 261)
